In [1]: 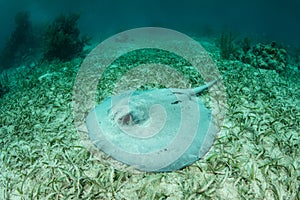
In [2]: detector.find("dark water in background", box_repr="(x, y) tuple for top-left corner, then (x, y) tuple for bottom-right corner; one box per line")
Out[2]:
(0, 0), (299, 48)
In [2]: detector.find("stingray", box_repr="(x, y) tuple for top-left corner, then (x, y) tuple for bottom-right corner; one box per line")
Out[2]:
(86, 80), (217, 172)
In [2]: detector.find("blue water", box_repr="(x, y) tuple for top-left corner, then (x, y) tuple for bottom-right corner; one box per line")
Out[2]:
(0, 0), (299, 49)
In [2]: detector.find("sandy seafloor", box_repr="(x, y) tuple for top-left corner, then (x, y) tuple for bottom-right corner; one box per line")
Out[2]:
(0, 37), (299, 199)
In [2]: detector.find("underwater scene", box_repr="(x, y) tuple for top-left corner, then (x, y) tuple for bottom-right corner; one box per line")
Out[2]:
(0, 0), (299, 199)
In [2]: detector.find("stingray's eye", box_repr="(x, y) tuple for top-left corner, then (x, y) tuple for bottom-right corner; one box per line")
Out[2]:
(118, 113), (133, 126)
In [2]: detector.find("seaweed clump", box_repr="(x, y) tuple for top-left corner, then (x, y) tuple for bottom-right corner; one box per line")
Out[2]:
(0, 82), (9, 98)
(43, 13), (89, 61)
(0, 72), (9, 98)
(0, 11), (36, 70)
(218, 32), (238, 60)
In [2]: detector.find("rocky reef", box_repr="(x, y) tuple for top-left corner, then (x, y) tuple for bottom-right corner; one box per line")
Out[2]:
(243, 42), (288, 73)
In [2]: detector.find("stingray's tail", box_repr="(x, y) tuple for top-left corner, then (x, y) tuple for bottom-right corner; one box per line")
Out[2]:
(193, 79), (218, 95)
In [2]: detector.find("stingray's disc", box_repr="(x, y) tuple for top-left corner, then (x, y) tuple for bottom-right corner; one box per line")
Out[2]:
(86, 88), (216, 172)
